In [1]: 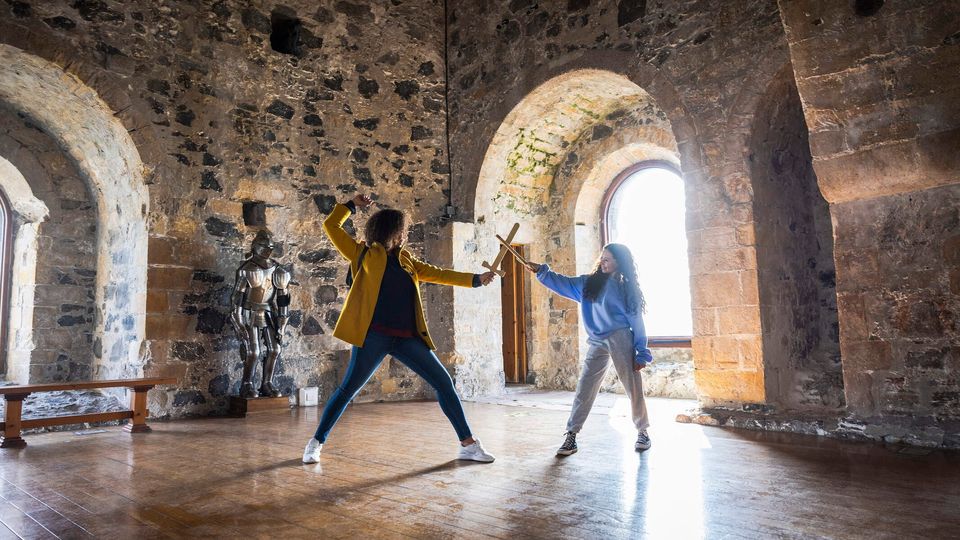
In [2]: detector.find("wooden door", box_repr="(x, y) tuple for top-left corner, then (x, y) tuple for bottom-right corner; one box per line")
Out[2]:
(501, 245), (528, 384)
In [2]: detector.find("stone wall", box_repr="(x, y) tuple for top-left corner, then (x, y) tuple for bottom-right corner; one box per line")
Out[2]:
(750, 69), (842, 411)
(447, 0), (792, 404)
(778, 0), (960, 204)
(601, 348), (696, 399)
(833, 187), (960, 422)
(0, 109), (97, 383)
(0, 0), (956, 447)
(0, 0), (453, 415)
(779, 0), (960, 436)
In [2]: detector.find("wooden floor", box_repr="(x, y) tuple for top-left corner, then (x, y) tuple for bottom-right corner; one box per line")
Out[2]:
(1, 393), (959, 539)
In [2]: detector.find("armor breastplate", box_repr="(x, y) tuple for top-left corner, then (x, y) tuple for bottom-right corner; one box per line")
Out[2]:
(240, 263), (276, 327)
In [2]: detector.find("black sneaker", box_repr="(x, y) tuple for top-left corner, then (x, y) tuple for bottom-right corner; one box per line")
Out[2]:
(556, 431), (578, 456)
(635, 429), (651, 451)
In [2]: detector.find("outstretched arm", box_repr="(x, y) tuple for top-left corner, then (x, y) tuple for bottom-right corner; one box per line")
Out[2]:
(409, 256), (481, 287)
(322, 194), (372, 261)
(524, 262), (586, 302)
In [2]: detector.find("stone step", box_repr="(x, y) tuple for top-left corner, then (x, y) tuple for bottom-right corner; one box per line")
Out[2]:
(503, 384), (536, 395)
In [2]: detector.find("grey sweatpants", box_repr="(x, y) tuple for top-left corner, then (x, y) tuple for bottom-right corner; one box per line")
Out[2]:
(566, 327), (650, 433)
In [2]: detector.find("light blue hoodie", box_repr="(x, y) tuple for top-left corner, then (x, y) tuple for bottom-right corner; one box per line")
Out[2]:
(536, 264), (653, 365)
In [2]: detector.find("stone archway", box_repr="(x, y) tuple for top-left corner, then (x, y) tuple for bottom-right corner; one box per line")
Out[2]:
(0, 44), (149, 382)
(548, 111), (681, 390)
(450, 69), (691, 396)
(0, 155), (48, 383)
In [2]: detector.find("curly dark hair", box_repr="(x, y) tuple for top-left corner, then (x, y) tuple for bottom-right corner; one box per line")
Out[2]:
(582, 243), (646, 313)
(364, 208), (407, 252)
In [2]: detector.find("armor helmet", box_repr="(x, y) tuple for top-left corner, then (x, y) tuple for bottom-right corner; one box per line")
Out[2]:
(251, 229), (275, 260)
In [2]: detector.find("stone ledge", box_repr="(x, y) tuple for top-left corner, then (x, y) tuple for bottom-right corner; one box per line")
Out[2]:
(677, 406), (960, 450)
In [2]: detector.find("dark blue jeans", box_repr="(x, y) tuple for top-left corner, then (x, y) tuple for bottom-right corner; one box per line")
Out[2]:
(313, 330), (473, 443)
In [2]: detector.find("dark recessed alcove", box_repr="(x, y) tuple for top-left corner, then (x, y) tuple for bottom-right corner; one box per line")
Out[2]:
(270, 9), (302, 56)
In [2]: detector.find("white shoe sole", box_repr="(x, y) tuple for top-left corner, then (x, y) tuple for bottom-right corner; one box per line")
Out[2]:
(457, 454), (495, 463)
(556, 448), (578, 456)
(302, 455), (320, 464)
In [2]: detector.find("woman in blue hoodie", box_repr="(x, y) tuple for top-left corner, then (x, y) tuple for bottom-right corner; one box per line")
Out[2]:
(524, 243), (653, 455)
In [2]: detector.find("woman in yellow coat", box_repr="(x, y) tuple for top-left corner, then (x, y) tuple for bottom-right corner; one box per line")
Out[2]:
(303, 193), (497, 464)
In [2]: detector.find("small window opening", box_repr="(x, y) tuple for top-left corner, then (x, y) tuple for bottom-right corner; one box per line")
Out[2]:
(270, 10), (303, 56)
(242, 201), (267, 227)
(854, 0), (884, 17)
(0, 191), (11, 374)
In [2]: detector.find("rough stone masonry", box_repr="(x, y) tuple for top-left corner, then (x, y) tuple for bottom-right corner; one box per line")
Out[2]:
(0, 0), (957, 448)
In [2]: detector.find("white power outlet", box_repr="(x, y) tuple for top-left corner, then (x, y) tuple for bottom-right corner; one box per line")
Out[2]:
(298, 386), (319, 407)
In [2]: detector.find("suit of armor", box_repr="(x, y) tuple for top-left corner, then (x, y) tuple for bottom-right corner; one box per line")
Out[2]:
(230, 230), (291, 398)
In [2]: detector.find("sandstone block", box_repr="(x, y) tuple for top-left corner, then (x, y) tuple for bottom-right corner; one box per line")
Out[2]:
(149, 235), (177, 265)
(691, 336), (714, 368)
(146, 290), (170, 313)
(690, 272), (740, 307)
(738, 335), (763, 370)
(146, 314), (195, 340)
(717, 306), (761, 334)
(695, 368), (765, 404)
(710, 336), (741, 367)
(148, 266), (195, 291)
(692, 308), (717, 337)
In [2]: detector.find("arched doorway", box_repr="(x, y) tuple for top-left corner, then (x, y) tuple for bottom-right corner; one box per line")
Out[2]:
(0, 44), (149, 382)
(452, 69), (689, 396)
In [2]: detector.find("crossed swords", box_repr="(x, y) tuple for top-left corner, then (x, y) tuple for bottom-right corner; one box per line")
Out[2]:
(481, 222), (529, 277)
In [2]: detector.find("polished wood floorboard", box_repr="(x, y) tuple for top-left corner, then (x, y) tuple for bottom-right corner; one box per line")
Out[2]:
(0, 394), (958, 539)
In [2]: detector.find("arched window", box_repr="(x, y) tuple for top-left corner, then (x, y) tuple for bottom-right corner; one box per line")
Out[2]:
(0, 190), (11, 374)
(602, 162), (692, 345)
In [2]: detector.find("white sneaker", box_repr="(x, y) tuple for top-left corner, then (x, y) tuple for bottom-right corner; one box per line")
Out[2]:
(302, 438), (323, 463)
(457, 438), (496, 463)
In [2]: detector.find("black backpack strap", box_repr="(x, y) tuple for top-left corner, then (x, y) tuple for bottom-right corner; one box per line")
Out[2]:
(346, 245), (370, 287)
(356, 245), (370, 270)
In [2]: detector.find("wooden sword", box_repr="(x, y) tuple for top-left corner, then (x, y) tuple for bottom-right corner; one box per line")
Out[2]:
(495, 234), (529, 267)
(482, 222), (519, 277)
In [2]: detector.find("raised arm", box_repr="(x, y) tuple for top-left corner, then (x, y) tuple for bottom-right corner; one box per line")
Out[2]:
(528, 263), (586, 302)
(322, 194), (372, 261)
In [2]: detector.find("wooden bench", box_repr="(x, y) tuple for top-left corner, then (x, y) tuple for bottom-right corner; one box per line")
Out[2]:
(0, 377), (177, 448)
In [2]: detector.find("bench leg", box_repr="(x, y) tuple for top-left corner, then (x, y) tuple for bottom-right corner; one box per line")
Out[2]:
(1, 394), (29, 448)
(123, 386), (153, 433)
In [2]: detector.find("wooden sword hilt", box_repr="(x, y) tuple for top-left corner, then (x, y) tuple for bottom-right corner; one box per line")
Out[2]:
(482, 222), (520, 277)
(495, 235), (529, 266)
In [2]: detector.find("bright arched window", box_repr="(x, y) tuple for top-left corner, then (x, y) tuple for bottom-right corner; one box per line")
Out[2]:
(603, 163), (692, 344)
(0, 191), (10, 373)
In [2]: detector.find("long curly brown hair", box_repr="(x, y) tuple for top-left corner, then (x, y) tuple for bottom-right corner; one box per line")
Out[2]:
(364, 208), (407, 252)
(582, 243), (646, 313)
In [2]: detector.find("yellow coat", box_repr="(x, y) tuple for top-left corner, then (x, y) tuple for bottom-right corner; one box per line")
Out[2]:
(322, 203), (475, 350)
